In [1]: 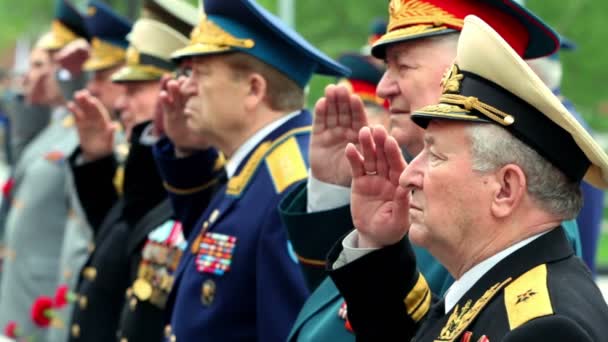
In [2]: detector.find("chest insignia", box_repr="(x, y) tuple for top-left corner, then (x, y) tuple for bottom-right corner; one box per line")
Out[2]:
(195, 232), (237, 276)
(436, 278), (511, 342)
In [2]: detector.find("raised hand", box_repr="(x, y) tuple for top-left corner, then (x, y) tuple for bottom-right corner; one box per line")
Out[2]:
(310, 84), (369, 186)
(68, 89), (117, 161)
(54, 39), (90, 77)
(157, 75), (210, 155)
(345, 125), (410, 248)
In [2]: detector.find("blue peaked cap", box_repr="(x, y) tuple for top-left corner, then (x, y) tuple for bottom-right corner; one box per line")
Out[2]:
(85, 0), (132, 49)
(56, 0), (90, 40)
(173, 0), (350, 87)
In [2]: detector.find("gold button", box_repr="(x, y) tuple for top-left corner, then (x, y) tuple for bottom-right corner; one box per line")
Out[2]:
(170, 335), (177, 342)
(129, 298), (137, 311)
(120, 338), (128, 342)
(71, 324), (80, 338)
(164, 325), (172, 337)
(82, 267), (97, 281)
(79, 296), (88, 310)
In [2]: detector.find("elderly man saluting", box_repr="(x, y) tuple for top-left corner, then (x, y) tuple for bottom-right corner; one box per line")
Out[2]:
(328, 15), (608, 342)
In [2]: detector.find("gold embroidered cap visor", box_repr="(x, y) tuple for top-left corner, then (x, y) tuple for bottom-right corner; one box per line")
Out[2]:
(82, 1), (132, 71)
(83, 38), (127, 71)
(35, 21), (80, 51)
(412, 15), (608, 189)
(371, 0), (559, 60)
(111, 18), (189, 83)
(170, 0), (350, 88)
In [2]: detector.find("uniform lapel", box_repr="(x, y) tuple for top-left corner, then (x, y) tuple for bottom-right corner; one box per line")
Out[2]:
(289, 277), (343, 340)
(416, 227), (573, 342)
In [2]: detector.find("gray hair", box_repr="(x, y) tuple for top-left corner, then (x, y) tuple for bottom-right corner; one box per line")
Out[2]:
(426, 32), (460, 52)
(467, 123), (582, 219)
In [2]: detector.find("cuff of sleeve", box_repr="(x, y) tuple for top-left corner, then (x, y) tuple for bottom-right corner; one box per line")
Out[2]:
(153, 137), (223, 193)
(69, 146), (117, 178)
(307, 172), (351, 212)
(332, 230), (379, 269)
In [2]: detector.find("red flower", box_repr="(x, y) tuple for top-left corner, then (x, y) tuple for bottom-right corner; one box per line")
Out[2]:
(54, 285), (70, 308)
(31, 296), (54, 327)
(2, 177), (14, 199)
(344, 320), (353, 333)
(4, 320), (19, 338)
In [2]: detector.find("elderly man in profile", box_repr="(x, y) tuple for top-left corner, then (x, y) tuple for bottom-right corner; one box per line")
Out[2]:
(328, 15), (608, 342)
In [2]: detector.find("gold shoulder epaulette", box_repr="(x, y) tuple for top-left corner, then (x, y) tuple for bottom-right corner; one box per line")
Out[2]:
(226, 126), (310, 196)
(504, 264), (554, 330)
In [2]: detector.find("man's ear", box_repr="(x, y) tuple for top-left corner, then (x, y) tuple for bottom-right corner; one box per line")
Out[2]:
(244, 73), (266, 111)
(490, 164), (527, 218)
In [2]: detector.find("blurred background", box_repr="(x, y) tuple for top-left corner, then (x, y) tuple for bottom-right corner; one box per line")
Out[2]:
(0, 0), (607, 271)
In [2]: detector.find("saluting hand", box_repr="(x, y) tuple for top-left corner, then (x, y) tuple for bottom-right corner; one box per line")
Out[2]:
(310, 84), (368, 186)
(68, 89), (118, 161)
(345, 125), (410, 248)
(157, 75), (210, 156)
(55, 39), (90, 77)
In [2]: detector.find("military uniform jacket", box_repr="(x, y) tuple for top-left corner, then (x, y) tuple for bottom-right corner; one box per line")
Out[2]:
(161, 111), (313, 342)
(117, 147), (223, 342)
(279, 182), (452, 342)
(328, 227), (608, 342)
(67, 123), (169, 342)
(0, 108), (78, 335)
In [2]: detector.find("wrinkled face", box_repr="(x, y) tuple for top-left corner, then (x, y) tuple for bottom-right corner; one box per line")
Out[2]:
(181, 55), (248, 143)
(114, 80), (159, 139)
(377, 38), (456, 156)
(86, 64), (125, 114)
(23, 48), (61, 105)
(399, 121), (490, 254)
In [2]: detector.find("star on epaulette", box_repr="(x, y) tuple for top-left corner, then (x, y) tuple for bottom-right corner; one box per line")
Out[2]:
(515, 289), (537, 304)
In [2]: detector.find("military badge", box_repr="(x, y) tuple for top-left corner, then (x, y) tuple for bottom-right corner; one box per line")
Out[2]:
(132, 220), (186, 308)
(133, 278), (153, 301)
(437, 279), (510, 342)
(44, 151), (66, 163)
(195, 232), (237, 276)
(201, 279), (216, 306)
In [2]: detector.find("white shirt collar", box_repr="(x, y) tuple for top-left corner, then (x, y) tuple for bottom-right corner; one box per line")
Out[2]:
(443, 230), (550, 314)
(225, 110), (301, 179)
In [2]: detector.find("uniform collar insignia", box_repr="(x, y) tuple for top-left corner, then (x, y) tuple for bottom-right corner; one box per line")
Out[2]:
(436, 278), (511, 342)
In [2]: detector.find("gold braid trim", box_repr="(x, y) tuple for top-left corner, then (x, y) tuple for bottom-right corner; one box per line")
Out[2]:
(433, 64), (515, 126)
(388, 0), (464, 32)
(51, 20), (79, 46)
(84, 38), (126, 71)
(440, 94), (515, 126)
(296, 254), (326, 267)
(163, 178), (220, 195)
(190, 18), (254, 50)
